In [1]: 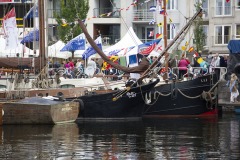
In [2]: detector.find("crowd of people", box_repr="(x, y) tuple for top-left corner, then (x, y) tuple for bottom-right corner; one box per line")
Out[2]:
(48, 52), (228, 81)
(148, 52), (228, 81)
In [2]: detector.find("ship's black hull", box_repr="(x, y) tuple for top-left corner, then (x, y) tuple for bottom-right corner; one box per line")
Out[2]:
(68, 79), (159, 119)
(143, 74), (218, 117)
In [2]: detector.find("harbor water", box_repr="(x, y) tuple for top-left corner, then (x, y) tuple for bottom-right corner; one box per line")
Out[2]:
(0, 113), (239, 160)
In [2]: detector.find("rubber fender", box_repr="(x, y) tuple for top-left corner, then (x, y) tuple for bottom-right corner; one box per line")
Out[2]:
(234, 63), (240, 74)
(78, 99), (84, 113)
(57, 92), (64, 101)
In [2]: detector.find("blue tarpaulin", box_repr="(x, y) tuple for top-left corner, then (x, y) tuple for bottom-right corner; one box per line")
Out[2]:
(20, 29), (39, 44)
(60, 34), (86, 52)
(82, 43), (102, 60)
(82, 36), (102, 60)
(227, 40), (240, 54)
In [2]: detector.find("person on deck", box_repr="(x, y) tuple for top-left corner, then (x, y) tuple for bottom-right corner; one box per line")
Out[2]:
(230, 73), (239, 103)
(178, 55), (190, 80)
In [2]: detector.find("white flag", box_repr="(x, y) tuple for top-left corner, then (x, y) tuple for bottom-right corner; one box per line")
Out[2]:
(2, 8), (18, 50)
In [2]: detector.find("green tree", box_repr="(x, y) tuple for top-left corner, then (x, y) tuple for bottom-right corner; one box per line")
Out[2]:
(193, 0), (206, 53)
(54, 0), (89, 58)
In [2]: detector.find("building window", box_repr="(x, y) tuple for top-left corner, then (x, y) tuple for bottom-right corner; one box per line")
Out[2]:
(167, 0), (177, 10)
(236, 25), (240, 39)
(167, 24), (178, 40)
(203, 25), (208, 46)
(215, 25), (231, 44)
(215, 0), (232, 16)
(237, 0), (240, 9)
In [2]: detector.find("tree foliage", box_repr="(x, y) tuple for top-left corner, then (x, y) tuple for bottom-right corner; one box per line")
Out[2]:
(54, 0), (89, 43)
(193, 0), (206, 52)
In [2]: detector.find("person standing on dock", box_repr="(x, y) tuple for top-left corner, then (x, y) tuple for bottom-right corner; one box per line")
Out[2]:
(230, 73), (239, 103)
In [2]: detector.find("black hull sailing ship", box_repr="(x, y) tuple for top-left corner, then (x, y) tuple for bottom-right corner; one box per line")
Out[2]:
(143, 74), (218, 118)
(75, 7), (219, 119)
(68, 79), (159, 119)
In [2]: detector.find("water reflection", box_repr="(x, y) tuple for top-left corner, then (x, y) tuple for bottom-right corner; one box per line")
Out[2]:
(0, 114), (239, 160)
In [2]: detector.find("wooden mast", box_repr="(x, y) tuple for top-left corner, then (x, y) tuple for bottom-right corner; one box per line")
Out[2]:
(38, 0), (47, 70)
(163, 0), (168, 80)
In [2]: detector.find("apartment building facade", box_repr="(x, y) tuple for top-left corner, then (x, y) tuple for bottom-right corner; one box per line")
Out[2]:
(1, 0), (240, 56)
(87, 0), (191, 53)
(87, 0), (240, 55)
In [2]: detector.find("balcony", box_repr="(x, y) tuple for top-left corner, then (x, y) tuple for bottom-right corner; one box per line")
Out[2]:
(93, 8), (121, 18)
(133, 10), (155, 22)
(100, 34), (120, 46)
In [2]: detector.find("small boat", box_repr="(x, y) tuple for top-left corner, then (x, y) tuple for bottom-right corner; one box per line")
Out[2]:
(2, 96), (79, 124)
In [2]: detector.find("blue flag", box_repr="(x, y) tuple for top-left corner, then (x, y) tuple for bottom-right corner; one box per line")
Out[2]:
(20, 29), (39, 44)
(24, 5), (38, 19)
(60, 33), (86, 52)
(82, 36), (102, 60)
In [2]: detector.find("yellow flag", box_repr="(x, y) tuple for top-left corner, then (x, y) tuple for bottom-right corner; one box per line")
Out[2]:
(61, 23), (68, 27)
(157, 22), (163, 27)
(169, 18), (172, 23)
(181, 46), (186, 51)
(188, 47), (194, 52)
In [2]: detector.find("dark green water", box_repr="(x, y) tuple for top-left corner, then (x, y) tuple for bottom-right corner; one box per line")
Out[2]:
(0, 113), (239, 160)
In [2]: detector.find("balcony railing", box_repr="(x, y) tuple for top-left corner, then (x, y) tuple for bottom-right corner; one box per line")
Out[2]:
(93, 8), (121, 18)
(133, 10), (155, 21)
(100, 34), (120, 46)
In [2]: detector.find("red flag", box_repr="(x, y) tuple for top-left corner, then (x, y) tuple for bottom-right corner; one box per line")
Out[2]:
(2, 8), (18, 49)
(226, 0), (230, 2)
(140, 43), (157, 56)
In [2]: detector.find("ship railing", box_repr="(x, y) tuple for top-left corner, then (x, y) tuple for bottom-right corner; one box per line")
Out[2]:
(208, 67), (227, 80)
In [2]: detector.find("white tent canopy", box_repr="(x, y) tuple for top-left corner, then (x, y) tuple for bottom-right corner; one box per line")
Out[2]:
(0, 37), (35, 57)
(103, 27), (161, 57)
(48, 40), (72, 59)
(103, 27), (142, 56)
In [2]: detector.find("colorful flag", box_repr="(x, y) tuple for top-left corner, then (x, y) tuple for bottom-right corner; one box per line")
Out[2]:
(149, 30), (154, 37)
(149, 19), (155, 25)
(160, 9), (166, 15)
(24, 4), (38, 19)
(2, 8), (18, 49)
(188, 47), (194, 52)
(82, 36), (102, 60)
(149, 6), (157, 12)
(138, 39), (162, 56)
(156, 33), (162, 39)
